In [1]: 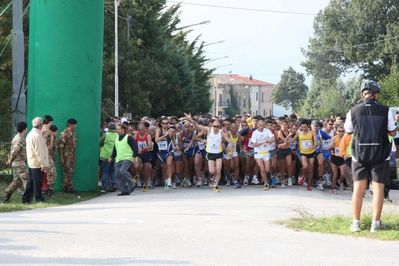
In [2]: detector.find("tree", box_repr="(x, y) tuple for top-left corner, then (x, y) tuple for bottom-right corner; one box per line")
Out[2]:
(273, 67), (308, 113)
(102, 1), (212, 119)
(379, 64), (399, 107)
(303, 0), (399, 81)
(226, 86), (239, 118)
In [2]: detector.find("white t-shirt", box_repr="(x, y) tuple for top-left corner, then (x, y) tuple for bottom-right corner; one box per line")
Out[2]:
(250, 128), (274, 153)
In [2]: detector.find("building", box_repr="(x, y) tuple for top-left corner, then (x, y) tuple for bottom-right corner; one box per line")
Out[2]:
(210, 74), (275, 117)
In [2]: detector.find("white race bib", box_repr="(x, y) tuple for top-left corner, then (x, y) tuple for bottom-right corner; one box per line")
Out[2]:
(301, 140), (313, 150)
(158, 140), (168, 151)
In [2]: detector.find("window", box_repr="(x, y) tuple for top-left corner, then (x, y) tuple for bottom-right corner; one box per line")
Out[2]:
(256, 92), (258, 101)
(243, 97), (246, 108)
(262, 92), (264, 102)
(219, 94), (222, 105)
(256, 110), (258, 115)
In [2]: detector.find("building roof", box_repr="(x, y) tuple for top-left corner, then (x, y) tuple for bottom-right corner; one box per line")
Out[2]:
(212, 74), (274, 87)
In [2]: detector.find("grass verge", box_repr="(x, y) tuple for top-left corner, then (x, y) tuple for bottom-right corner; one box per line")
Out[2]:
(278, 210), (399, 241)
(0, 182), (101, 213)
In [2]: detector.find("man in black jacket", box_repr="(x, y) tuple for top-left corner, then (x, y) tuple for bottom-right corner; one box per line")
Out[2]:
(344, 81), (397, 233)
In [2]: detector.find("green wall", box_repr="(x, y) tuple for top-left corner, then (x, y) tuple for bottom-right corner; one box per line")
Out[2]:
(27, 0), (104, 191)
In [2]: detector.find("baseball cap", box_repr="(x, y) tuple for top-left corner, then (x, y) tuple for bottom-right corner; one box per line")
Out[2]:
(311, 120), (318, 126)
(360, 80), (381, 93)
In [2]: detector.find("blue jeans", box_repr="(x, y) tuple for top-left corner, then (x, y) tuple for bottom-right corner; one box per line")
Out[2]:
(115, 160), (134, 193)
(101, 160), (116, 191)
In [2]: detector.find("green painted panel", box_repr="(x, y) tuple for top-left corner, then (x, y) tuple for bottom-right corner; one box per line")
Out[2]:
(27, 0), (104, 191)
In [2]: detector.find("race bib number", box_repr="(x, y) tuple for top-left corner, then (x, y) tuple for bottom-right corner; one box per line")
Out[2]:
(334, 147), (340, 155)
(301, 140), (313, 150)
(322, 139), (330, 150)
(158, 140), (168, 151)
(138, 141), (147, 152)
(198, 142), (206, 150)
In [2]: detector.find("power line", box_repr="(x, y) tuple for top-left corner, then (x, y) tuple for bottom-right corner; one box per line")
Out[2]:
(168, 1), (318, 16)
(305, 35), (399, 54)
(0, 2), (30, 60)
(0, 0), (13, 17)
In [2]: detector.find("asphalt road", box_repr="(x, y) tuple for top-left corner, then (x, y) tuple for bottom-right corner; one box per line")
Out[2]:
(1, 186), (399, 266)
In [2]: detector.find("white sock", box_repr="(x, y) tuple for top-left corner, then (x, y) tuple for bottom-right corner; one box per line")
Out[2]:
(352, 219), (360, 224)
(372, 220), (380, 226)
(167, 178), (172, 186)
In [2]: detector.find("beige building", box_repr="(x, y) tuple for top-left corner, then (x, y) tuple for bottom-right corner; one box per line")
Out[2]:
(210, 74), (274, 117)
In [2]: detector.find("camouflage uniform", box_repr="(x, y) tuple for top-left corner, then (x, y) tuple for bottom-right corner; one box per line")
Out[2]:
(4, 133), (27, 195)
(42, 129), (57, 190)
(58, 129), (77, 191)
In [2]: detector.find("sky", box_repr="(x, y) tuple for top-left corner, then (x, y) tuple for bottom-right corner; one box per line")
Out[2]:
(166, 0), (330, 85)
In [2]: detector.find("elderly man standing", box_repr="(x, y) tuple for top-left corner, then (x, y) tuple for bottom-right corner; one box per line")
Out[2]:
(22, 117), (49, 204)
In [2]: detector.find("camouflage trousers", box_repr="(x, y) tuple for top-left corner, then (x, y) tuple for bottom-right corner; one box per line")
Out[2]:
(46, 159), (57, 190)
(5, 165), (28, 195)
(62, 158), (75, 191)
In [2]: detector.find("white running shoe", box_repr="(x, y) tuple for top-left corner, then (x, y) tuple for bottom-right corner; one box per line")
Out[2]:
(350, 221), (361, 232)
(287, 177), (293, 186)
(251, 176), (260, 185)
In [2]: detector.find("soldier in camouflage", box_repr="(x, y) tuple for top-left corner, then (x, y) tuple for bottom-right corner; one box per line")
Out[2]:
(41, 115), (57, 196)
(2, 122), (28, 203)
(58, 118), (78, 192)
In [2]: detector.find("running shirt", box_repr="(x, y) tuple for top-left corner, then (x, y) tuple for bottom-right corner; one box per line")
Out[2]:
(331, 135), (342, 156)
(298, 131), (315, 155)
(224, 132), (239, 157)
(157, 130), (173, 153)
(250, 128), (274, 154)
(206, 127), (223, 154)
(135, 132), (150, 154)
(173, 132), (182, 156)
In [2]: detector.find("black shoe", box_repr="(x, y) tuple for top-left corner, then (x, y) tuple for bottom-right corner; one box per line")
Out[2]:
(117, 192), (130, 196)
(2, 193), (11, 204)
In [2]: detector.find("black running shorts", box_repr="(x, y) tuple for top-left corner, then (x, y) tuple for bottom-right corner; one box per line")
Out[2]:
(352, 160), (389, 184)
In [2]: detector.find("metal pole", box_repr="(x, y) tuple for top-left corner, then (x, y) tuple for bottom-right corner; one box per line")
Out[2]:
(11, 0), (26, 136)
(114, 0), (119, 117)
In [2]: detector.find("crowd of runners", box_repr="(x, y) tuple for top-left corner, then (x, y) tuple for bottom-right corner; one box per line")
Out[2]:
(100, 112), (382, 194)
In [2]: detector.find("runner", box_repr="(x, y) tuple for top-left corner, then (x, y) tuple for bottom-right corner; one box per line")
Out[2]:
(184, 113), (231, 192)
(171, 124), (183, 188)
(155, 117), (174, 190)
(135, 121), (153, 192)
(297, 119), (318, 191)
(330, 125), (346, 193)
(250, 118), (275, 191)
(193, 123), (208, 187)
(277, 119), (294, 187)
(182, 121), (196, 187)
(223, 122), (241, 188)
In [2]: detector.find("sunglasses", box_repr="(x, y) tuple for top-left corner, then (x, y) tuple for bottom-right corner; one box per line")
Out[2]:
(213, 125), (219, 128)
(329, 124), (334, 126)
(338, 130), (344, 133)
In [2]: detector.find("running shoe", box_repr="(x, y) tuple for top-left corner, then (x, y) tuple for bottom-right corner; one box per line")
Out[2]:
(172, 183), (177, 189)
(233, 180), (241, 189)
(317, 181), (324, 191)
(251, 176), (260, 185)
(186, 179), (192, 187)
(298, 176), (305, 186)
(350, 221), (361, 233)
(281, 183), (286, 188)
(332, 188), (337, 194)
(164, 184), (171, 191)
(338, 181), (344, 191)
(225, 178), (231, 186)
(264, 183), (270, 191)
(244, 176), (249, 186)
(287, 177), (293, 186)
(324, 174), (332, 186)
(307, 185), (312, 191)
(213, 186), (221, 192)
(143, 186), (149, 192)
(370, 221), (384, 233)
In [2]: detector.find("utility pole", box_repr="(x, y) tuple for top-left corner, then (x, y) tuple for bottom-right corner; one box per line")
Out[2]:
(114, 0), (120, 117)
(11, 0), (25, 135)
